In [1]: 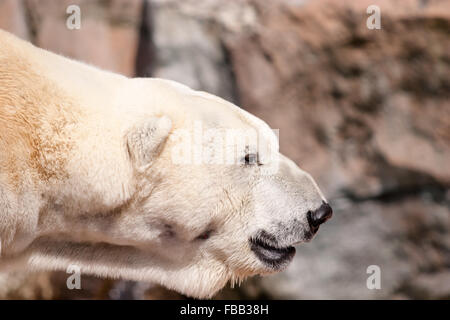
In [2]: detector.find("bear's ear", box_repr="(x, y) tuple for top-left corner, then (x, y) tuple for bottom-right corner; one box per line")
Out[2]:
(126, 115), (172, 168)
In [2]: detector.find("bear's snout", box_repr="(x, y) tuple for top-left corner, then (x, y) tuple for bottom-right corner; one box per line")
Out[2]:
(249, 202), (333, 269)
(307, 201), (333, 233)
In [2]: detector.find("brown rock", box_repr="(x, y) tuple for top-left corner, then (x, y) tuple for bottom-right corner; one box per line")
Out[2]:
(226, 0), (450, 198)
(24, 0), (143, 76)
(0, 0), (30, 40)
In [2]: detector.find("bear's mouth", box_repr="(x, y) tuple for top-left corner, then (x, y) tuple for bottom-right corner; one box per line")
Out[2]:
(249, 237), (296, 270)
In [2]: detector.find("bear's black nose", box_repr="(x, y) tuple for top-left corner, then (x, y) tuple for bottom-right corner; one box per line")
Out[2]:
(307, 202), (333, 230)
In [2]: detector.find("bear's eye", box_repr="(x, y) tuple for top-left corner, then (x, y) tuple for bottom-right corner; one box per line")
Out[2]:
(196, 229), (214, 241)
(243, 153), (259, 166)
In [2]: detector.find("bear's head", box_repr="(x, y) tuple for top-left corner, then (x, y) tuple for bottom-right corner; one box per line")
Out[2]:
(111, 79), (333, 298)
(22, 79), (331, 299)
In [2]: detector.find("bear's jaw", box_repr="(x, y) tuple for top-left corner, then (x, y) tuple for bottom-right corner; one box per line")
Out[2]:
(249, 231), (296, 270)
(249, 237), (296, 269)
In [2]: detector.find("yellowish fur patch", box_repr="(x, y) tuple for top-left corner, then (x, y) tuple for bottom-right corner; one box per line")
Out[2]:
(0, 32), (80, 189)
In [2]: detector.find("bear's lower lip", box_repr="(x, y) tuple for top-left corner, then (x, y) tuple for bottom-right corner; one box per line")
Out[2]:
(249, 238), (296, 269)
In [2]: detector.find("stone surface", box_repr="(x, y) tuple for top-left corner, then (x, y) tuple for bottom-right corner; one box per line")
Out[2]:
(0, 0), (30, 40)
(24, 0), (143, 76)
(149, 0), (245, 102)
(227, 0), (450, 196)
(0, 272), (54, 299)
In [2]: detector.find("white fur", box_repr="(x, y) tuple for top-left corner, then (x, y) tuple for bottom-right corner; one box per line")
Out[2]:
(0, 30), (326, 298)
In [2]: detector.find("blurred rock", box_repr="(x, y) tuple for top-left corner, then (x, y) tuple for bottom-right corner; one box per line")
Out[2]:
(107, 280), (185, 299)
(0, 271), (117, 299)
(402, 270), (450, 299)
(0, 272), (54, 299)
(149, 0), (254, 102)
(0, 0), (30, 40)
(226, 0), (450, 197)
(24, 0), (143, 76)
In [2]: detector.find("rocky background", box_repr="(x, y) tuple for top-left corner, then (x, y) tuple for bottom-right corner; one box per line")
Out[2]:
(0, 0), (449, 299)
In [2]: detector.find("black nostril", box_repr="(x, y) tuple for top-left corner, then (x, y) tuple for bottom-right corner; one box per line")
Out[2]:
(307, 202), (333, 229)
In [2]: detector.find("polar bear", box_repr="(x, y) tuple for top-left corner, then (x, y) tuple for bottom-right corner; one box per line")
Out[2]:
(0, 30), (332, 298)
